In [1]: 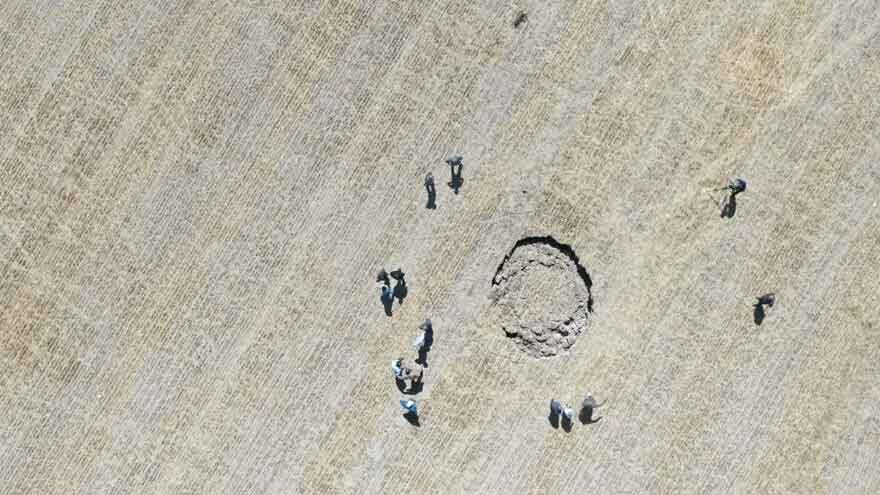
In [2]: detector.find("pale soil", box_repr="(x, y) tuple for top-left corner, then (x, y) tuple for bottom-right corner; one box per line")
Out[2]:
(2, 1), (880, 494)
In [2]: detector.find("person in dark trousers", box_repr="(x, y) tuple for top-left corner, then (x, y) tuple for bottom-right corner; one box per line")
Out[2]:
(446, 155), (464, 194)
(550, 399), (563, 418)
(415, 318), (433, 366)
(425, 173), (436, 209)
(390, 268), (407, 304)
(418, 318), (433, 347)
(380, 284), (394, 316)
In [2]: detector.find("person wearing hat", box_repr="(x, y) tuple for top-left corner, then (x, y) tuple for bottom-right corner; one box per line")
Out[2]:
(728, 178), (747, 195)
(755, 293), (775, 307)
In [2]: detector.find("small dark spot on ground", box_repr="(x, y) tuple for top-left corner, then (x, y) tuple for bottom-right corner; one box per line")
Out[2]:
(514, 12), (527, 28)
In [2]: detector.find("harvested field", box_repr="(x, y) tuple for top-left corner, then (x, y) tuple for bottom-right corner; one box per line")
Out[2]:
(1, 1), (879, 494)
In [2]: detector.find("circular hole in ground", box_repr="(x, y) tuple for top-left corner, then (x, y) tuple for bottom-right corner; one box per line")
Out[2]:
(490, 236), (594, 358)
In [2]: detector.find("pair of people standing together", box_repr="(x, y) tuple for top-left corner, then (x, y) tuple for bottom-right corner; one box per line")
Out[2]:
(424, 155), (464, 209)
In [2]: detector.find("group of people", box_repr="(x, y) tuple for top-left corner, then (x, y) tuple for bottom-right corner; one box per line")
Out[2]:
(393, 319), (434, 424)
(377, 268), (407, 316)
(718, 178), (778, 322)
(550, 393), (604, 429)
(424, 154), (465, 209)
(384, 175), (775, 430)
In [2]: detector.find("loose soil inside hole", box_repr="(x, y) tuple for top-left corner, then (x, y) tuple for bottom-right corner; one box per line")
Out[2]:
(491, 236), (593, 358)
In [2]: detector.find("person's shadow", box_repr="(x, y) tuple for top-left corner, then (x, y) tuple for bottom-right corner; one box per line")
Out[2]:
(426, 186), (436, 209)
(381, 289), (394, 316)
(721, 193), (737, 218)
(548, 412), (560, 429)
(404, 411), (420, 427)
(416, 347), (429, 367)
(753, 303), (766, 325)
(393, 281), (408, 304)
(579, 406), (602, 424)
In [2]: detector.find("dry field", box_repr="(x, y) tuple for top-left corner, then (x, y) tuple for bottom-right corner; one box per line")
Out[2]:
(2, 1), (880, 494)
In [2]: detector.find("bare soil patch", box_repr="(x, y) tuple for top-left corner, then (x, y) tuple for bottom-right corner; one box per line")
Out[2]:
(490, 236), (593, 357)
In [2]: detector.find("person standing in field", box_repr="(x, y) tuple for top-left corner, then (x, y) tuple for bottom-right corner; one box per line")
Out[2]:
(753, 292), (776, 325)
(446, 154), (464, 194)
(380, 284), (394, 316)
(550, 399), (574, 428)
(561, 405), (575, 424)
(425, 173), (437, 209)
(719, 177), (747, 218)
(580, 392), (604, 423)
(391, 268), (407, 304)
(415, 318), (433, 366)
